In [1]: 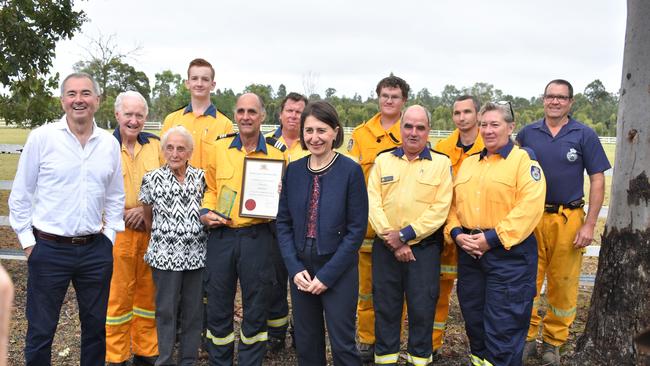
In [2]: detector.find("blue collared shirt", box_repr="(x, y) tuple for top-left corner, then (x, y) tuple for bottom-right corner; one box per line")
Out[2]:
(516, 117), (610, 204)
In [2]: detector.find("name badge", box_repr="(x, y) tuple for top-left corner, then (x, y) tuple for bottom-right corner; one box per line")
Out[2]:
(381, 175), (394, 183)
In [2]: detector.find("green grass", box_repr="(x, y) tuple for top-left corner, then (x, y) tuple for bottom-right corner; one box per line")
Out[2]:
(0, 154), (19, 180)
(0, 128), (32, 144)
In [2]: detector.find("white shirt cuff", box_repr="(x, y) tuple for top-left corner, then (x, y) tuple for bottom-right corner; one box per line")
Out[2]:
(18, 230), (36, 249)
(103, 229), (116, 245)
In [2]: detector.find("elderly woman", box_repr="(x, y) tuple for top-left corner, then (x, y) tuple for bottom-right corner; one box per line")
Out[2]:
(447, 102), (546, 366)
(276, 101), (368, 366)
(139, 126), (206, 365)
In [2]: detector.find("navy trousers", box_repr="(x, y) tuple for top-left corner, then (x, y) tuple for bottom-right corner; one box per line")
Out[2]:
(457, 234), (538, 366)
(291, 239), (361, 366)
(372, 234), (441, 366)
(25, 233), (113, 366)
(205, 223), (275, 366)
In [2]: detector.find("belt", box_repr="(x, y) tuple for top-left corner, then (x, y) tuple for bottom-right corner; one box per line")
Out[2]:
(544, 199), (585, 214)
(212, 223), (270, 238)
(461, 227), (492, 235)
(33, 228), (99, 245)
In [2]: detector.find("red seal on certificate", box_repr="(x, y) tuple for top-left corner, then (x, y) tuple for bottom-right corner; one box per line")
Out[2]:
(245, 199), (257, 211)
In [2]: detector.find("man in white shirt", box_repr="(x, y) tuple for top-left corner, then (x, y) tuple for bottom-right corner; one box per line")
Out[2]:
(9, 72), (125, 366)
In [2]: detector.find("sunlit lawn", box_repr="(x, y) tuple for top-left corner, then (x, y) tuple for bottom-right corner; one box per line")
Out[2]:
(0, 127), (617, 206)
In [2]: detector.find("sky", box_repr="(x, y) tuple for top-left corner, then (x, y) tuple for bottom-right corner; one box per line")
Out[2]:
(51, 0), (627, 100)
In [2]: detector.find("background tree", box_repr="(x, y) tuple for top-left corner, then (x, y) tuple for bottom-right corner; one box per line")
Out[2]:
(150, 70), (185, 121)
(569, 1), (650, 364)
(0, 0), (86, 126)
(73, 34), (148, 127)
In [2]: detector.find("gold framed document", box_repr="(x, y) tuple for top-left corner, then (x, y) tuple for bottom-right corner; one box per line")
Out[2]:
(239, 157), (285, 219)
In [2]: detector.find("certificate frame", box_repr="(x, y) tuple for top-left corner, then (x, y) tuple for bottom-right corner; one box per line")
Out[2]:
(239, 157), (286, 219)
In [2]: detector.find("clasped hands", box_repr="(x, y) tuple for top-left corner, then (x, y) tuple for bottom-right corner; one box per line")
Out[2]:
(455, 232), (490, 258)
(383, 230), (415, 262)
(294, 270), (328, 295)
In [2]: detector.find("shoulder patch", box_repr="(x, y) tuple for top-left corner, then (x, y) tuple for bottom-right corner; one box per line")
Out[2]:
(216, 132), (238, 141)
(430, 148), (449, 158)
(377, 147), (398, 156)
(265, 136), (287, 152)
(520, 146), (538, 161)
(530, 165), (542, 181)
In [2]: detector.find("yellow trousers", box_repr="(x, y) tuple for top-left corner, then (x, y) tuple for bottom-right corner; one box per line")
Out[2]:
(527, 208), (584, 346)
(432, 241), (457, 350)
(357, 243), (375, 344)
(106, 229), (158, 362)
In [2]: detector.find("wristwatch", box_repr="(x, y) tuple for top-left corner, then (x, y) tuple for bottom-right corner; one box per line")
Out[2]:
(398, 231), (406, 243)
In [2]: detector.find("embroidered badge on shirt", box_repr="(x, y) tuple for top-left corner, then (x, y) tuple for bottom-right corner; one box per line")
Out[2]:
(531, 166), (542, 181)
(381, 175), (394, 183)
(566, 148), (578, 162)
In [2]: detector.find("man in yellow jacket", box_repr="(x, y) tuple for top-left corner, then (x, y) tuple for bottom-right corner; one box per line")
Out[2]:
(348, 75), (410, 362)
(432, 95), (483, 357)
(106, 91), (164, 366)
(160, 58), (233, 170)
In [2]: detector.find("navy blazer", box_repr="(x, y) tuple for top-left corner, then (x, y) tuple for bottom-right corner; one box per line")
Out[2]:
(276, 154), (368, 288)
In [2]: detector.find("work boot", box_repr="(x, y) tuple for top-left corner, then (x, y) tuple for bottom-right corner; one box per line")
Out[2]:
(132, 355), (157, 366)
(541, 342), (561, 366)
(267, 336), (286, 354)
(358, 342), (374, 363)
(106, 362), (130, 366)
(522, 340), (538, 363)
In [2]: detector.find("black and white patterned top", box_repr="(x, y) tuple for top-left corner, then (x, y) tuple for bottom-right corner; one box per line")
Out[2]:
(139, 165), (207, 271)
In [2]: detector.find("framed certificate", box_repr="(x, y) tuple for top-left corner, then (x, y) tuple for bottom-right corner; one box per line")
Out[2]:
(239, 157), (285, 219)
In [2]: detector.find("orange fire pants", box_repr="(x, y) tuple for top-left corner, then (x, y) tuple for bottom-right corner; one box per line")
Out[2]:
(105, 228), (158, 362)
(527, 208), (584, 346)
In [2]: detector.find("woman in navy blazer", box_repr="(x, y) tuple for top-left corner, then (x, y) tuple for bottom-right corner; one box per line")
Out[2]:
(276, 101), (368, 366)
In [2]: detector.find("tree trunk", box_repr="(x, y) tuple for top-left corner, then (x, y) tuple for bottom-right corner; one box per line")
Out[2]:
(569, 1), (650, 364)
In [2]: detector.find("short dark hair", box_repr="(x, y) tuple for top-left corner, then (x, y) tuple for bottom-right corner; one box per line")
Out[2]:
(300, 101), (344, 150)
(187, 58), (215, 80)
(280, 92), (308, 112)
(544, 79), (573, 98)
(376, 75), (410, 100)
(453, 95), (480, 113)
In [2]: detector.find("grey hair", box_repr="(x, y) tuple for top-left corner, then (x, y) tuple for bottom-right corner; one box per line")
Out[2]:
(60, 72), (101, 96)
(402, 105), (432, 127)
(114, 90), (149, 116)
(479, 102), (515, 123)
(161, 126), (194, 152)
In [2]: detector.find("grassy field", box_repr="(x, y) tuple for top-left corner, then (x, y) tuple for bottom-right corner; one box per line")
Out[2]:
(0, 127), (617, 205)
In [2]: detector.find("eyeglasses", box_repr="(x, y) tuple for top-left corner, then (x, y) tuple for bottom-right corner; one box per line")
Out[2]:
(379, 94), (403, 102)
(543, 94), (572, 102)
(495, 100), (514, 120)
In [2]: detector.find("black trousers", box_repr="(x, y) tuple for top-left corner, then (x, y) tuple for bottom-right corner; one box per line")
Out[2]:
(372, 235), (441, 366)
(25, 233), (113, 366)
(205, 223), (275, 366)
(267, 233), (289, 340)
(291, 238), (361, 366)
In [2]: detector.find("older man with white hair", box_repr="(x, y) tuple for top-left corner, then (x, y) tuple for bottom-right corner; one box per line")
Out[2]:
(106, 91), (163, 366)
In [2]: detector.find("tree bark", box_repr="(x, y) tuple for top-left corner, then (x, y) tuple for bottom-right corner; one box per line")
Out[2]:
(569, 1), (650, 364)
